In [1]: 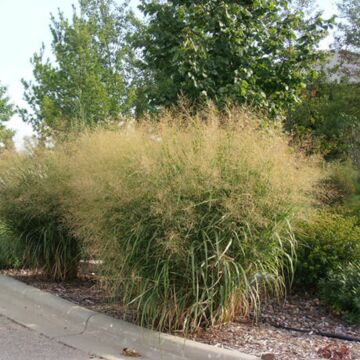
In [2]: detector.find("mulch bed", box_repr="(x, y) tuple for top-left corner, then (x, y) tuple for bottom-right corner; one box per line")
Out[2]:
(192, 296), (360, 360)
(1, 269), (360, 360)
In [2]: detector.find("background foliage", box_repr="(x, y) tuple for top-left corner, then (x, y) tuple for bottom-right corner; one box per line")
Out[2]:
(132, 0), (331, 115)
(294, 210), (360, 289)
(285, 80), (360, 162)
(319, 262), (360, 324)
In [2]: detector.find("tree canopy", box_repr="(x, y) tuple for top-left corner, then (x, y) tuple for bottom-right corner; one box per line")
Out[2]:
(0, 84), (15, 151)
(285, 0), (360, 164)
(21, 0), (135, 137)
(133, 0), (332, 116)
(338, 0), (360, 52)
(335, 0), (360, 81)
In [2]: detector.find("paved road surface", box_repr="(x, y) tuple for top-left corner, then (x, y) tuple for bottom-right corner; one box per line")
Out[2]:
(0, 315), (100, 360)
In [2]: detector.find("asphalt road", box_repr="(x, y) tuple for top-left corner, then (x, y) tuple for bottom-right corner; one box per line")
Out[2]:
(0, 315), (101, 360)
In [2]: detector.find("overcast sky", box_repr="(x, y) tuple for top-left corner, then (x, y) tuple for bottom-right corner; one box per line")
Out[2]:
(0, 0), (338, 149)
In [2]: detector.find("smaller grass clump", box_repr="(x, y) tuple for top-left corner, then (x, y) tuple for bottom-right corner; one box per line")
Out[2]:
(0, 150), (80, 280)
(63, 107), (321, 332)
(0, 221), (22, 269)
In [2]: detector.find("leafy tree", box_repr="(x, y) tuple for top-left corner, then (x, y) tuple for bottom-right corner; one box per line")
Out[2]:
(290, 0), (316, 11)
(134, 0), (332, 115)
(336, 0), (360, 78)
(21, 0), (135, 137)
(0, 84), (15, 151)
(286, 0), (360, 164)
(337, 0), (360, 52)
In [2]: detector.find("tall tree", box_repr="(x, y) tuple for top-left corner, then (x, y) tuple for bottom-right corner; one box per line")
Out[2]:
(290, 0), (316, 11)
(21, 0), (134, 137)
(0, 84), (15, 151)
(338, 0), (360, 52)
(285, 0), (360, 164)
(336, 0), (360, 78)
(134, 0), (332, 116)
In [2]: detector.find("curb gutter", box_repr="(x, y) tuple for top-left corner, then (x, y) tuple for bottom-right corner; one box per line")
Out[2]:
(0, 275), (259, 360)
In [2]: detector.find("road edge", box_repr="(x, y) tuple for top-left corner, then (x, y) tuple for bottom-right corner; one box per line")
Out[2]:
(0, 275), (259, 360)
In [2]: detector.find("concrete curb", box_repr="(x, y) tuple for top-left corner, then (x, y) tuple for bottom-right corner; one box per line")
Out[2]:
(0, 275), (259, 360)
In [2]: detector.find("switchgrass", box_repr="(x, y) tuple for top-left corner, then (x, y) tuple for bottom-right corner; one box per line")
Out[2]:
(0, 107), (322, 330)
(63, 107), (321, 331)
(0, 150), (80, 280)
(0, 221), (22, 269)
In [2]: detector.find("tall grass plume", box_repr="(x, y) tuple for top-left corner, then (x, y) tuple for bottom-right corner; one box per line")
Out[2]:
(63, 107), (321, 331)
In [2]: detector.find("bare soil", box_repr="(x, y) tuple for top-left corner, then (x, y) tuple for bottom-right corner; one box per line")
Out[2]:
(2, 269), (360, 360)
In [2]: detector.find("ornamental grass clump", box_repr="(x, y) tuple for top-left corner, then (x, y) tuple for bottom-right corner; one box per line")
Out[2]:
(0, 221), (22, 269)
(0, 150), (80, 280)
(64, 107), (321, 331)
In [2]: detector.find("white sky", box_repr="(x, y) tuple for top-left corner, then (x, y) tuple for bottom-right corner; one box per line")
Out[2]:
(0, 0), (337, 149)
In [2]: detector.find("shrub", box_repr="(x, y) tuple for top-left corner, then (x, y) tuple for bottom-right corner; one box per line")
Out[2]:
(62, 108), (321, 331)
(0, 150), (80, 280)
(285, 81), (360, 163)
(0, 222), (22, 269)
(294, 211), (360, 290)
(321, 161), (359, 205)
(343, 195), (360, 224)
(319, 262), (360, 324)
